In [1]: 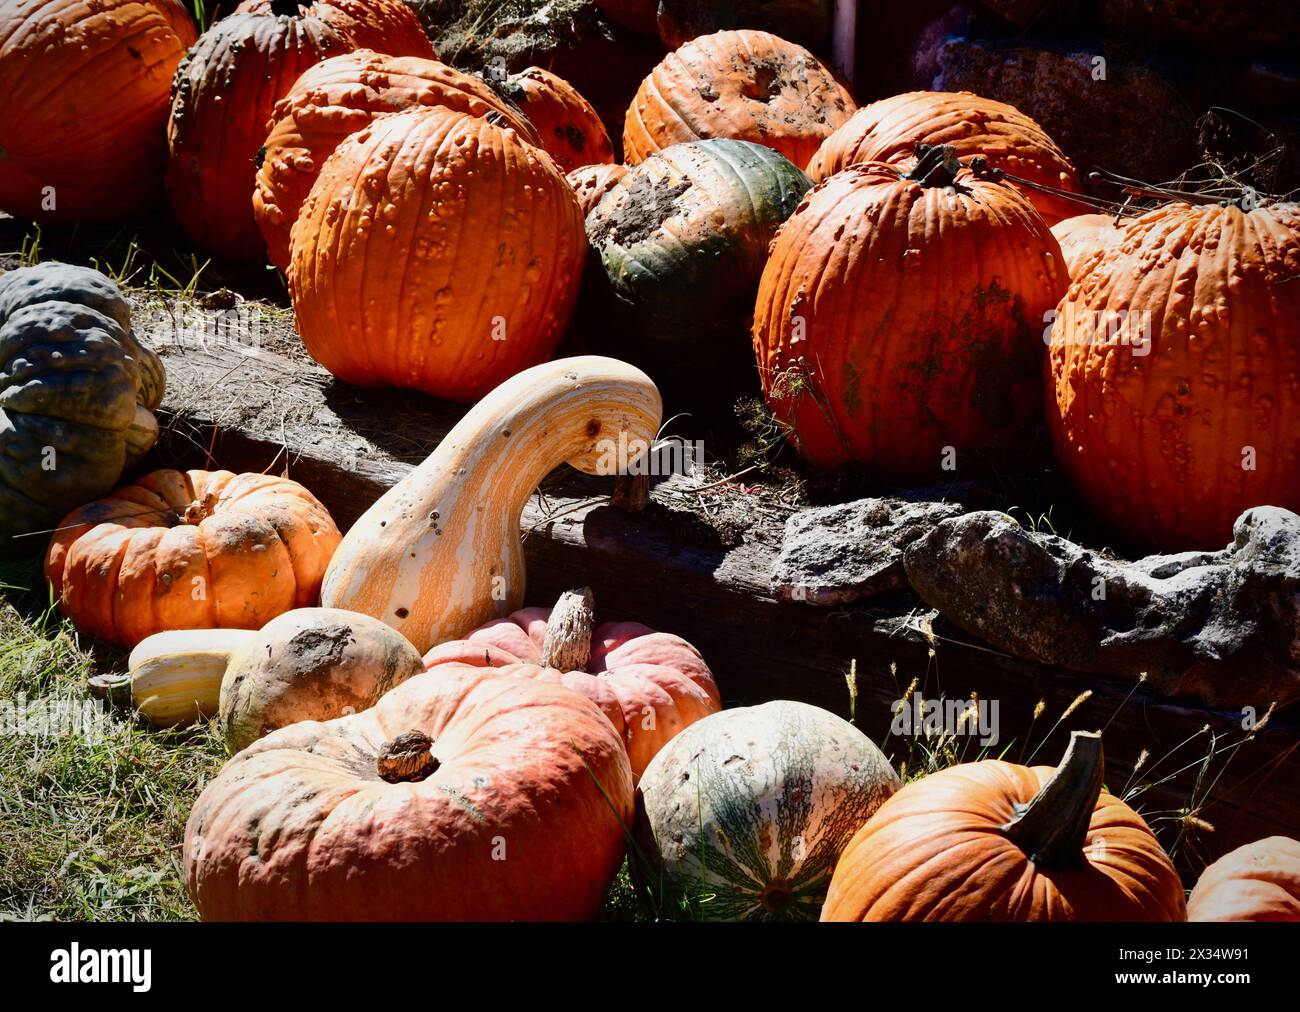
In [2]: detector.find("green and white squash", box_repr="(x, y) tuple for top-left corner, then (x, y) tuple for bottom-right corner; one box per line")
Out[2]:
(633, 699), (900, 921)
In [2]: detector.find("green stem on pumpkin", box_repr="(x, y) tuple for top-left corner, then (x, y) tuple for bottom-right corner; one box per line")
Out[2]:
(1000, 730), (1103, 867)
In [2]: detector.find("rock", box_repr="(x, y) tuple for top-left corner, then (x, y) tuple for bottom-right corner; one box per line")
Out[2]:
(1100, 0), (1300, 54)
(773, 497), (966, 605)
(902, 507), (1300, 710)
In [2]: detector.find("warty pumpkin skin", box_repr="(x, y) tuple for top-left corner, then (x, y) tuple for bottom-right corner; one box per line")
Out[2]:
(253, 49), (540, 272)
(288, 105), (587, 401)
(752, 150), (1068, 475)
(321, 356), (662, 653)
(0, 262), (164, 545)
(0, 0), (196, 222)
(1047, 199), (1300, 550)
(1052, 212), (1128, 279)
(821, 732), (1187, 922)
(44, 468), (342, 649)
(568, 162), (629, 217)
(299, 0), (434, 58)
(1187, 837), (1300, 922)
(623, 29), (855, 171)
(501, 67), (615, 174)
(422, 588), (720, 778)
(184, 665), (634, 920)
(806, 91), (1082, 226)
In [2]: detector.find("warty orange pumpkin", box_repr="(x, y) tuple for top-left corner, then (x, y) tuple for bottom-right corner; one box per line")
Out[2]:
(288, 105), (587, 401)
(500, 66), (615, 174)
(1052, 212), (1129, 278)
(1187, 836), (1300, 922)
(568, 162), (629, 217)
(0, 0), (196, 222)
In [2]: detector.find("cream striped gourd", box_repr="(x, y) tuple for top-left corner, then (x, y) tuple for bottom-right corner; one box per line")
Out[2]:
(126, 629), (257, 727)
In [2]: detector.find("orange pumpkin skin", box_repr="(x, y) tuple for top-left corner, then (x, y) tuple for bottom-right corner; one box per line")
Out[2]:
(308, 0), (434, 58)
(1048, 201), (1300, 550)
(289, 106), (587, 402)
(422, 607), (721, 778)
(1052, 212), (1127, 278)
(185, 666), (634, 921)
(806, 91), (1081, 226)
(44, 469), (341, 649)
(624, 29), (855, 171)
(254, 49), (540, 272)
(1187, 837), (1300, 922)
(752, 158), (1068, 475)
(0, 0), (196, 222)
(821, 758), (1186, 922)
(503, 67), (615, 174)
(568, 163), (630, 217)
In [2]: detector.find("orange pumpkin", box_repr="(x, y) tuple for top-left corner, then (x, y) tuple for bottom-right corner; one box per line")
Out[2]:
(568, 163), (630, 217)
(254, 49), (540, 272)
(1048, 199), (1300, 549)
(1187, 837), (1300, 922)
(1052, 212), (1128, 278)
(806, 91), (1081, 226)
(752, 147), (1068, 474)
(624, 29), (855, 171)
(311, 0), (433, 57)
(502, 67), (614, 174)
(185, 665), (634, 920)
(0, 0), (196, 222)
(288, 105), (587, 402)
(822, 732), (1187, 921)
(422, 588), (720, 778)
(45, 468), (341, 649)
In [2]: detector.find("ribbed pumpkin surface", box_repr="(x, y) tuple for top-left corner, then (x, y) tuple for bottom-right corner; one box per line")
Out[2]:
(623, 29), (855, 170)
(255, 49), (539, 271)
(753, 158), (1068, 474)
(1052, 212), (1128, 278)
(1187, 837), (1300, 922)
(289, 106), (587, 402)
(503, 66), (614, 173)
(1048, 200), (1300, 549)
(568, 162), (629, 217)
(0, 0), (196, 222)
(306, 0), (433, 57)
(806, 91), (1081, 226)
(587, 138), (810, 347)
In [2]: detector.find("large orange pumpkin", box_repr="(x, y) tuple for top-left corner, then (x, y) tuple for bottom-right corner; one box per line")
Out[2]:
(1052, 212), (1128, 278)
(288, 105), (587, 402)
(752, 147), (1068, 475)
(501, 67), (614, 174)
(1048, 199), (1300, 549)
(45, 468), (341, 649)
(822, 732), (1187, 921)
(309, 0), (433, 56)
(422, 588), (720, 778)
(165, 0), (431, 263)
(184, 665), (634, 920)
(1187, 837), (1300, 922)
(806, 91), (1082, 226)
(0, 0), (196, 222)
(623, 29), (855, 170)
(254, 49), (540, 272)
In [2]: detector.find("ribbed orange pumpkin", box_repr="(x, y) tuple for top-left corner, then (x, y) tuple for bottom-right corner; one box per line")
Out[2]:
(1048, 199), (1300, 549)
(502, 67), (614, 174)
(165, 0), (431, 263)
(1052, 212), (1128, 278)
(311, 0), (433, 57)
(568, 163), (629, 217)
(822, 732), (1187, 922)
(254, 49), (540, 272)
(624, 29), (855, 170)
(289, 105), (587, 402)
(752, 147), (1068, 475)
(45, 468), (341, 649)
(0, 0), (196, 222)
(1187, 837), (1300, 922)
(806, 91), (1081, 226)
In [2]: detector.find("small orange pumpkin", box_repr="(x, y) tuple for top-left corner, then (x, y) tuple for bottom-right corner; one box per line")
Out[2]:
(502, 67), (615, 174)
(1187, 837), (1300, 922)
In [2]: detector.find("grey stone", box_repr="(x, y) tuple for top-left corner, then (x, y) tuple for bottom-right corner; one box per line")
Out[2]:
(902, 507), (1300, 710)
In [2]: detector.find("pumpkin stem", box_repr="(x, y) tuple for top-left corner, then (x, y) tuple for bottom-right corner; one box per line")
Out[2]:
(610, 473), (650, 512)
(904, 144), (962, 188)
(540, 587), (595, 672)
(377, 730), (439, 783)
(1000, 730), (1103, 867)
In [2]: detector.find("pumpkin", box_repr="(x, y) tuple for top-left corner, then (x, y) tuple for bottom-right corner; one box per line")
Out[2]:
(500, 67), (614, 174)
(752, 147), (1068, 474)
(0, 0), (196, 222)
(423, 587), (720, 778)
(44, 468), (342, 649)
(633, 700), (900, 920)
(0, 262), (164, 545)
(322, 356), (662, 652)
(165, 0), (431, 263)
(822, 731), (1187, 921)
(184, 665), (634, 920)
(587, 138), (810, 352)
(254, 49), (540, 272)
(1187, 837), (1300, 922)
(806, 91), (1082, 226)
(288, 105), (587, 402)
(623, 29), (855, 171)
(1052, 212), (1128, 278)
(306, 0), (434, 57)
(124, 628), (259, 727)
(568, 163), (629, 217)
(1047, 199), (1300, 549)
